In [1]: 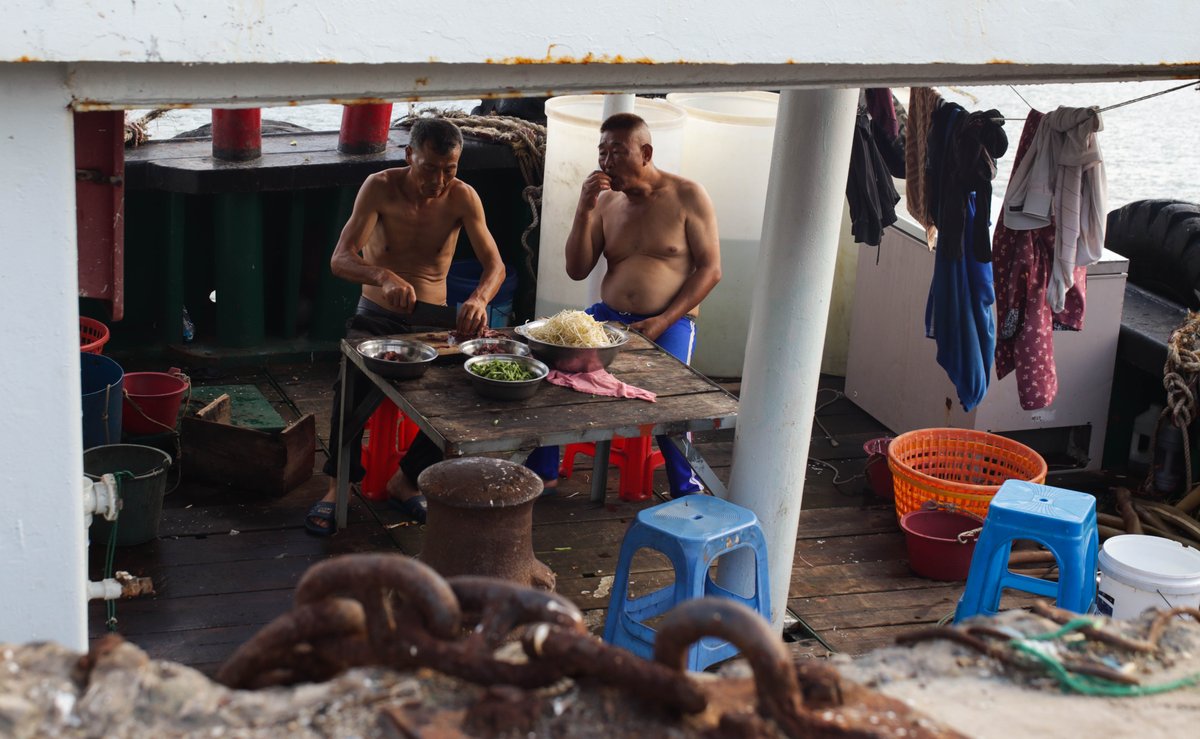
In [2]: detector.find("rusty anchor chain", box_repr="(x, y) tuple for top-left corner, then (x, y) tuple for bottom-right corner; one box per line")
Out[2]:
(220, 554), (961, 738)
(653, 599), (962, 739)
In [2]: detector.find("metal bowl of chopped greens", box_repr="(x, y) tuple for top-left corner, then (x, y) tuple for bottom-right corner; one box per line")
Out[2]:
(464, 354), (549, 401)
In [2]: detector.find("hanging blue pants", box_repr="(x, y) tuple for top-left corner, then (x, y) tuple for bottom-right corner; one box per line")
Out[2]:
(525, 302), (704, 496)
(925, 192), (996, 412)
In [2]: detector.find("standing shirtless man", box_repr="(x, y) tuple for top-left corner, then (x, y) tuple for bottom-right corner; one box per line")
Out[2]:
(306, 117), (505, 535)
(525, 112), (722, 497)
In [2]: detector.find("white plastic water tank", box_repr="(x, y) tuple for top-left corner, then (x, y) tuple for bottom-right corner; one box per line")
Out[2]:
(666, 91), (779, 377)
(535, 95), (686, 318)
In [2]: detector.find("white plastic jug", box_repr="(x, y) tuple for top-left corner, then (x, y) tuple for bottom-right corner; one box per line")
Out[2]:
(535, 96), (685, 319)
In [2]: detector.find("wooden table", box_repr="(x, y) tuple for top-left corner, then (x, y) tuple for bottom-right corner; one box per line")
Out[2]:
(333, 331), (739, 529)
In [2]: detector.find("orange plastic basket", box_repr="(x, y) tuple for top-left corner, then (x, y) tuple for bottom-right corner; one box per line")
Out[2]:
(886, 428), (1047, 520)
(80, 316), (110, 354)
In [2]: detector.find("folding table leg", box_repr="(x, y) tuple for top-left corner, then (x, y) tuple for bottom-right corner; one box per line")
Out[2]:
(590, 438), (612, 504)
(335, 355), (384, 530)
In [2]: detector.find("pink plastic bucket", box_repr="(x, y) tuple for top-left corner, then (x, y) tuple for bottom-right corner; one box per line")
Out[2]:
(122, 369), (189, 435)
(863, 437), (895, 500)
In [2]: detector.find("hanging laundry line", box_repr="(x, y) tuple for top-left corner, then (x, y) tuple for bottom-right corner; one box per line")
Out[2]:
(994, 80), (1200, 121)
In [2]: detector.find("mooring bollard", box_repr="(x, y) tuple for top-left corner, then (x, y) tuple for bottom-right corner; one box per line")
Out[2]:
(418, 457), (555, 590)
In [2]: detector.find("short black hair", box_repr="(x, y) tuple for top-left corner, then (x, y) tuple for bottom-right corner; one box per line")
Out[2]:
(600, 112), (649, 136)
(410, 117), (463, 155)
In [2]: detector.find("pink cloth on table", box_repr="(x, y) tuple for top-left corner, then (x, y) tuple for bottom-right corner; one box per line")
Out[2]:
(545, 369), (657, 402)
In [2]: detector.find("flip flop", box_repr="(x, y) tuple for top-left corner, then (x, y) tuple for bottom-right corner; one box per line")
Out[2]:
(388, 494), (428, 524)
(304, 501), (337, 536)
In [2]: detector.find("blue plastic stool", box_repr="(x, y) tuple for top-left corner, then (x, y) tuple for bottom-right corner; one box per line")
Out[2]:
(954, 480), (1098, 622)
(603, 495), (770, 671)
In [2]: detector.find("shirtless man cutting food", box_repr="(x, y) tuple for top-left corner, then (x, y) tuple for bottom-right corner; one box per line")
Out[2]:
(305, 116), (505, 535)
(525, 112), (722, 497)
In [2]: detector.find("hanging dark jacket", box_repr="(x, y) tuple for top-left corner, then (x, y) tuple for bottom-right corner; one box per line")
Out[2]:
(846, 109), (900, 247)
(928, 105), (1007, 262)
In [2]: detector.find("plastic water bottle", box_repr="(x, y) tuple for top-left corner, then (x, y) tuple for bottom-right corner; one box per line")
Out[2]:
(182, 306), (195, 343)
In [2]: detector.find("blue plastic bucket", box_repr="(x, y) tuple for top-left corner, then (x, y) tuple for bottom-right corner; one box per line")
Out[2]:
(81, 352), (124, 448)
(447, 261), (518, 327)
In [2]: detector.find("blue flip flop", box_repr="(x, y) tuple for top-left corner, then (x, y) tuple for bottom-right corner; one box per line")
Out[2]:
(388, 494), (428, 524)
(304, 501), (336, 536)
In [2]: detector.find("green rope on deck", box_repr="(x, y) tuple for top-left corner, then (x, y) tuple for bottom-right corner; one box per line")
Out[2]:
(1010, 618), (1200, 697)
(105, 471), (131, 632)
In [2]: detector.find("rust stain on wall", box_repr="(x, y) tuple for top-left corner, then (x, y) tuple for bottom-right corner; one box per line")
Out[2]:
(485, 51), (661, 65)
(329, 97), (391, 105)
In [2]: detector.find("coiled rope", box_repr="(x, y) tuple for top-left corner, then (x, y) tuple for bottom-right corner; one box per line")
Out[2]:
(1156, 311), (1200, 498)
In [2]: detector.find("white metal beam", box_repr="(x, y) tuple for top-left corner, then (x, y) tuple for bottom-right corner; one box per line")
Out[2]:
(0, 63), (88, 652)
(61, 60), (1200, 111)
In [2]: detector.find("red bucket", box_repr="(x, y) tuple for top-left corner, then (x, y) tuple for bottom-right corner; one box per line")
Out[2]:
(122, 369), (189, 436)
(863, 437), (894, 500)
(899, 507), (982, 581)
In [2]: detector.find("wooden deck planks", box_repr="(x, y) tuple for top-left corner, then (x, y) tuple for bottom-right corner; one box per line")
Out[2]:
(88, 360), (1024, 673)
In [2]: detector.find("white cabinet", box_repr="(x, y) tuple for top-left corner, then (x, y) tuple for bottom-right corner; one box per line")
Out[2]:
(844, 221), (1128, 471)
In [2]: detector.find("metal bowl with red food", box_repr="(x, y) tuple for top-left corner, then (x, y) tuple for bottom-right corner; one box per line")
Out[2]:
(457, 337), (531, 359)
(356, 338), (438, 380)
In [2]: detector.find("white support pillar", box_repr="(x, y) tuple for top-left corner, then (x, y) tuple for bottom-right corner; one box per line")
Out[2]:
(723, 87), (859, 631)
(0, 64), (89, 651)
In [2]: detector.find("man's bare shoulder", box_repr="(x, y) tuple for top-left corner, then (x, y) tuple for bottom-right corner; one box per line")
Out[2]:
(444, 178), (483, 210)
(661, 172), (712, 210)
(363, 167), (406, 194)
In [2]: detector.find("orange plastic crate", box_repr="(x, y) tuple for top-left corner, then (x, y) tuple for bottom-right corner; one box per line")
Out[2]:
(886, 428), (1047, 520)
(80, 316), (110, 354)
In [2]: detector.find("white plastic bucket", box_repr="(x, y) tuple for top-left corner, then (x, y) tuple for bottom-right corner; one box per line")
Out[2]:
(666, 91), (779, 377)
(1094, 535), (1200, 619)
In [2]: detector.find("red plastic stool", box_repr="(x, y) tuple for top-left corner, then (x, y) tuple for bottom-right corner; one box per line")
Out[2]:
(560, 435), (665, 502)
(360, 400), (419, 501)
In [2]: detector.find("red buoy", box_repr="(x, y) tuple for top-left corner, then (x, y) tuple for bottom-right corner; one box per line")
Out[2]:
(338, 103), (394, 155)
(212, 108), (262, 161)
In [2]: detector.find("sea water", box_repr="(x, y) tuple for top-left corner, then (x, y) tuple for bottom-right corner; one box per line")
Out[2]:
(132, 81), (1199, 211)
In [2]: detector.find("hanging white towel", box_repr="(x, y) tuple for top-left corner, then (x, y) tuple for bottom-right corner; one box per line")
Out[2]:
(1001, 106), (1107, 313)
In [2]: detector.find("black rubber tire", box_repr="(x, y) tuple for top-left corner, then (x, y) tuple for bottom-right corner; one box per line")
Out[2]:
(1106, 199), (1200, 309)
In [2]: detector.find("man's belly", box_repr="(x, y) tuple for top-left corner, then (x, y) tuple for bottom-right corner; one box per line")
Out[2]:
(362, 272), (448, 309)
(601, 257), (689, 316)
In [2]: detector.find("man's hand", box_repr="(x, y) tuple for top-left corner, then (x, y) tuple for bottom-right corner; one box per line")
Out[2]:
(579, 170), (612, 211)
(629, 316), (670, 342)
(456, 297), (489, 338)
(379, 273), (417, 313)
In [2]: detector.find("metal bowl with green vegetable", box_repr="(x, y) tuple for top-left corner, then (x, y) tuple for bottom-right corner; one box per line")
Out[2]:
(464, 354), (549, 400)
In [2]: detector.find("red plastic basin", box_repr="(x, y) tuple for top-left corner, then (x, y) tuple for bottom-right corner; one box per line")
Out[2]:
(900, 508), (981, 581)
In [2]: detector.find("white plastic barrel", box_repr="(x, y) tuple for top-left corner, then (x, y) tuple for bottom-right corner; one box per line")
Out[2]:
(535, 95), (686, 318)
(1094, 534), (1200, 619)
(666, 91), (779, 377)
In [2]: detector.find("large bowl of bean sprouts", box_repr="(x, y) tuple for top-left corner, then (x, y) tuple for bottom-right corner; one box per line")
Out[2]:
(513, 310), (630, 373)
